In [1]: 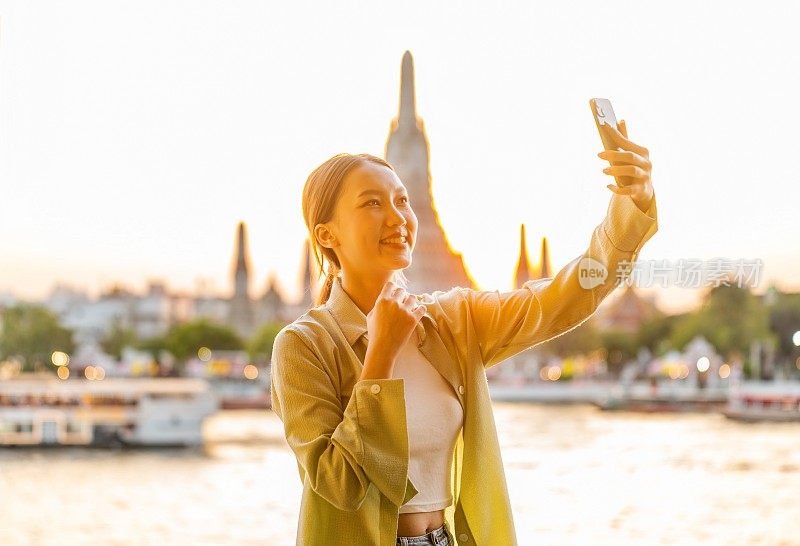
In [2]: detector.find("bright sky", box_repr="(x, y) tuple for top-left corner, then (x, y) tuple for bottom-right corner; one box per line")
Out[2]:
(1, 1), (798, 314)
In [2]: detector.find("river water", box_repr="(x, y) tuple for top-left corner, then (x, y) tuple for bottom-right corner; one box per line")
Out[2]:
(1, 403), (798, 545)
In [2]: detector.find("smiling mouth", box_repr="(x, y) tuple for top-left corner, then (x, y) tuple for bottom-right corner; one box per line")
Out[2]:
(380, 235), (409, 249)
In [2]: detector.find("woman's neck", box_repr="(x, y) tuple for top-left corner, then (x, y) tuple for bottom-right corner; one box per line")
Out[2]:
(339, 272), (395, 316)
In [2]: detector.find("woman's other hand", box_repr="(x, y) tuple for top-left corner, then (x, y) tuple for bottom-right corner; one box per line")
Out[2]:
(597, 119), (654, 212)
(364, 281), (426, 368)
(367, 281), (426, 355)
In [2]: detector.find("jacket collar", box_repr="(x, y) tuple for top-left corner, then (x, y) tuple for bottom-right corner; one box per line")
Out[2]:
(325, 275), (430, 347)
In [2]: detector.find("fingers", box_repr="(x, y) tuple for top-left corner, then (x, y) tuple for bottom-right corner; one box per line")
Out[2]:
(380, 281), (425, 317)
(381, 281), (398, 297)
(602, 164), (649, 181)
(394, 288), (427, 322)
(602, 122), (648, 158)
(606, 179), (653, 201)
(385, 283), (413, 306)
(398, 291), (426, 317)
(597, 148), (651, 190)
(383, 282), (408, 300)
(404, 294), (426, 316)
(606, 183), (638, 196)
(597, 149), (651, 171)
(598, 120), (654, 202)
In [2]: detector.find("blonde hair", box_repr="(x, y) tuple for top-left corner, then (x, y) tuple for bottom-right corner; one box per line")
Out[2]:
(302, 153), (409, 306)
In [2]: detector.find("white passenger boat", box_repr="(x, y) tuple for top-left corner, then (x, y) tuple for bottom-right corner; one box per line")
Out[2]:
(723, 381), (800, 423)
(0, 376), (219, 447)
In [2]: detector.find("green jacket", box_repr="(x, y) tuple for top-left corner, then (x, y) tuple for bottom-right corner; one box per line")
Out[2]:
(270, 193), (658, 545)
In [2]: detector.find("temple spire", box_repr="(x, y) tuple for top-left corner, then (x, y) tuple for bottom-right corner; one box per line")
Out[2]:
(399, 50), (417, 127)
(538, 237), (552, 279)
(385, 51), (476, 293)
(228, 221), (255, 337)
(514, 224), (532, 288)
(234, 221), (249, 297)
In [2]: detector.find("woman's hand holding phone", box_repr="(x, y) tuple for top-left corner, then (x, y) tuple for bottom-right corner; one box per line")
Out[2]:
(597, 120), (655, 212)
(589, 98), (654, 212)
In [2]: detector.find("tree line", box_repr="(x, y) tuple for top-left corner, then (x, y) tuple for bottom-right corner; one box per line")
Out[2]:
(1, 284), (798, 379)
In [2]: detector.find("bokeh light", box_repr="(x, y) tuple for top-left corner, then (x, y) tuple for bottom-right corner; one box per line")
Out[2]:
(243, 364), (259, 380)
(546, 366), (562, 381)
(51, 351), (70, 367)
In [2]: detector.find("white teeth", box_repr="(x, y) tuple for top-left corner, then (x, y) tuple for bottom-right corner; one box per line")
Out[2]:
(381, 236), (407, 244)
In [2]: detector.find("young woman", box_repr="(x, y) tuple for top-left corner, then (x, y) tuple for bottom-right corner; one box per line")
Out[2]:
(271, 120), (658, 546)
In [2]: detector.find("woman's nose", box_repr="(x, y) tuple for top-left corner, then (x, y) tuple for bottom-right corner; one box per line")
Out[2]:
(386, 203), (406, 226)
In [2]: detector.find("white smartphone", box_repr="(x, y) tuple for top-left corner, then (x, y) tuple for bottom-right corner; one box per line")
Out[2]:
(589, 98), (619, 151)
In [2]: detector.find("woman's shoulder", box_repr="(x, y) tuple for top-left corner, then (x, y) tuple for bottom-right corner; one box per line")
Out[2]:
(412, 284), (471, 329)
(413, 284), (465, 304)
(273, 304), (340, 352)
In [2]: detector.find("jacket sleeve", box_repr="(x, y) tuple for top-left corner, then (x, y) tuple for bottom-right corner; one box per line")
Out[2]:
(270, 326), (416, 511)
(461, 192), (659, 369)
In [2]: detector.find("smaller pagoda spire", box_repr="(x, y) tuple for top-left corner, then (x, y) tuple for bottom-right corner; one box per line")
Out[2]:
(514, 224), (533, 289)
(537, 237), (552, 279)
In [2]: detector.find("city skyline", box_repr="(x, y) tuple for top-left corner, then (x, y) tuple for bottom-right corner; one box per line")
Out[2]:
(0, 214), (776, 318)
(2, 2), (799, 315)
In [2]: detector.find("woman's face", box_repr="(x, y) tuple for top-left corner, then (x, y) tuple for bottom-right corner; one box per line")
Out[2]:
(318, 162), (418, 277)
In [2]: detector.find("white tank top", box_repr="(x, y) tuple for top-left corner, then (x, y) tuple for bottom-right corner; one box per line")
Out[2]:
(392, 330), (464, 513)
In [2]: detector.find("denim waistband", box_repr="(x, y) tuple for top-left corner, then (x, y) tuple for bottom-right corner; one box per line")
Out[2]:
(396, 522), (451, 545)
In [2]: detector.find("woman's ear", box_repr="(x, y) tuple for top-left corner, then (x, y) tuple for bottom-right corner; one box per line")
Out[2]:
(314, 223), (338, 249)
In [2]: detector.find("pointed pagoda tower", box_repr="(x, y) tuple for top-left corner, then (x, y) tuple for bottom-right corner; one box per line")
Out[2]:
(514, 225), (553, 289)
(384, 50), (476, 294)
(537, 237), (552, 279)
(514, 224), (533, 289)
(228, 221), (255, 337)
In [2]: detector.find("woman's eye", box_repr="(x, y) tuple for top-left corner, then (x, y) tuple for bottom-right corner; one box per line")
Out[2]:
(365, 197), (408, 206)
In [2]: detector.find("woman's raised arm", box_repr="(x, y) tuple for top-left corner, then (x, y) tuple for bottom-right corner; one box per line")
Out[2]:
(436, 118), (660, 368)
(458, 191), (658, 369)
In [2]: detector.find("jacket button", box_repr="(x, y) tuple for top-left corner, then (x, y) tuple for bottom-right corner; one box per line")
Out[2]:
(370, 384), (381, 394)
(458, 533), (469, 542)
(458, 385), (465, 395)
